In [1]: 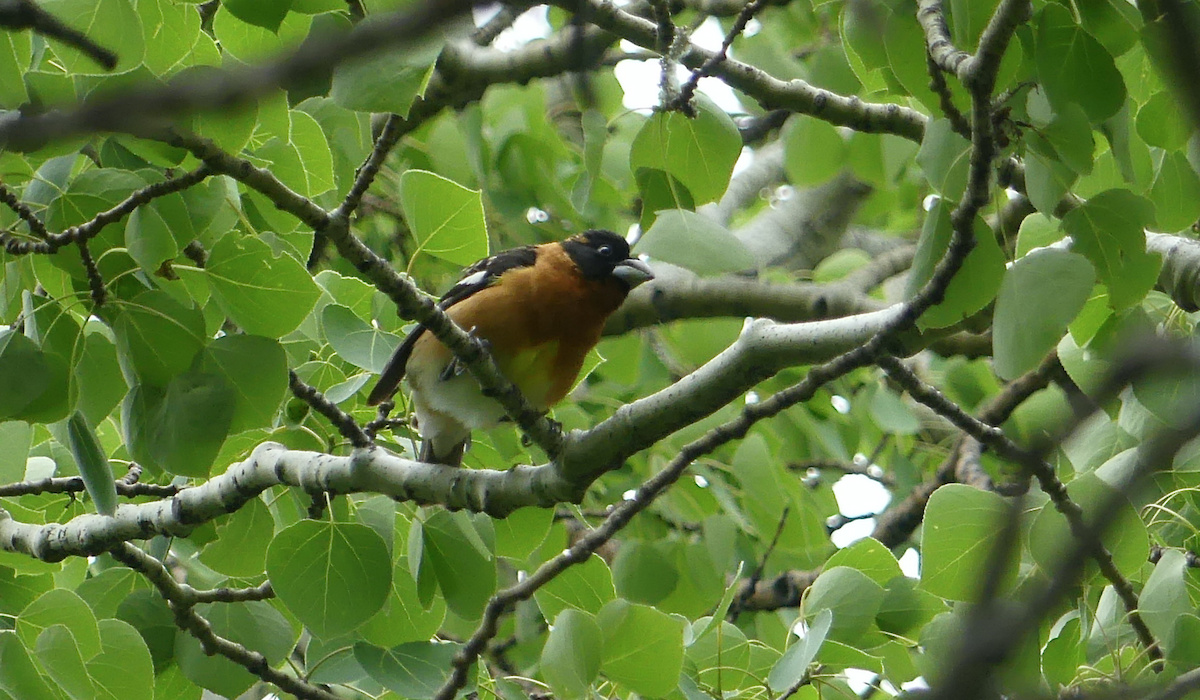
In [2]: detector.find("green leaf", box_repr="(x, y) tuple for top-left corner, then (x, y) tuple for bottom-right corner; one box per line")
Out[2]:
(331, 48), (436, 117)
(1169, 614), (1200, 668)
(630, 97), (741, 205)
(876, 576), (945, 636)
(198, 496), (273, 577)
(74, 333), (126, 425)
(111, 290), (206, 387)
(75, 568), (145, 620)
(492, 507), (554, 560)
(993, 249), (1095, 380)
(693, 561), (744, 643)
(1041, 103), (1095, 175)
(921, 484), (1016, 601)
(195, 335), (287, 433)
(1150, 150), (1200, 232)
(767, 608), (831, 691)
(266, 520), (391, 637)
(0, 631), (56, 700)
(206, 235), (321, 338)
(1024, 146), (1078, 215)
(686, 619), (753, 689)
(125, 197), (178, 274)
(611, 540), (679, 605)
(0, 330), (54, 420)
(66, 412), (117, 516)
(398, 170), (490, 267)
(114, 589), (174, 672)
(868, 384), (919, 434)
(635, 209), (755, 275)
(1061, 189), (1160, 310)
(1028, 474), (1149, 580)
(42, 0), (144, 73)
(823, 538), (903, 587)
(175, 601), (294, 698)
(222, 0), (292, 31)
(256, 110), (336, 197)
(1036, 3), (1127, 122)
(0, 421), (32, 482)
(421, 510), (496, 620)
(1042, 617), (1082, 688)
(541, 609), (603, 700)
(805, 567), (884, 643)
(1141, 549), (1191, 649)
(122, 372), (235, 477)
(86, 619), (154, 700)
(354, 641), (465, 700)
(785, 117), (847, 186)
(1079, 0), (1140, 57)
(905, 201), (1005, 329)
(18, 589), (102, 660)
(213, 8), (311, 63)
(0, 33), (29, 109)
(139, 0), (208, 75)
(1136, 91), (1192, 151)
(36, 625), (94, 700)
(322, 304), (401, 374)
(533, 554), (615, 621)
(636, 168), (695, 231)
(1015, 212), (1064, 258)
(916, 119), (971, 199)
(596, 600), (685, 698)
(359, 555), (447, 648)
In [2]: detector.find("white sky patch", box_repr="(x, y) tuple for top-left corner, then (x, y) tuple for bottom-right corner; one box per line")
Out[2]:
(833, 474), (891, 517)
(732, 146), (754, 178)
(694, 474), (709, 488)
(614, 61), (745, 114)
(830, 517), (874, 547)
(842, 668), (879, 694)
(475, 5), (552, 51)
(830, 395), (851, 414)
(899, 547), (921, 578)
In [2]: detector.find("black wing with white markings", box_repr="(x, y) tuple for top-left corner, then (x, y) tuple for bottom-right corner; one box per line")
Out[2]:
(366, 246), (539, 406)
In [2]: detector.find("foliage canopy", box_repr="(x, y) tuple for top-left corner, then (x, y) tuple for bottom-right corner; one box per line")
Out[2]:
(3, 1), (1200, 699)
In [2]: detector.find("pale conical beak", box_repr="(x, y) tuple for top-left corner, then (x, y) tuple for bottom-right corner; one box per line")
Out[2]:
(612, 258), (654, 288)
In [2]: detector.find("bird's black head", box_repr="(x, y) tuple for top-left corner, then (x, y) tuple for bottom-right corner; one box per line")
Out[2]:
(562, 230), (654, 289)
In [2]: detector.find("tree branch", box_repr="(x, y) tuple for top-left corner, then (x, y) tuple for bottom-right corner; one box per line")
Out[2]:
(109, 543), (333, 700)
(0, 0), (475, 151)
(552, 0), (928, 142)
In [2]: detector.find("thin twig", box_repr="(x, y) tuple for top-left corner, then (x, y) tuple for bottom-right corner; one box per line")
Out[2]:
(0, 1), (474, 151)
(669, 0), (765, 115)
(1, 164), (211, 255)
(0, 176), (48, 239)
(110, 543), (336, 700)
(925, 50), (971, 138)
(878, 354), (1164, 665)
(0, 0), (118, 70)
(288, 370), (371, 449)
(0, 474), (179, 499)
(728, 506), (789, 621)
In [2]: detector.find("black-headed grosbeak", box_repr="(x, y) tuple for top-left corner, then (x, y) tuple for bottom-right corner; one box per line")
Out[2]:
(367, 229), (654, 466)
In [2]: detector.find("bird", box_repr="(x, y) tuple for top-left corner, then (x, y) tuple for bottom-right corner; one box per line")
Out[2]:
(367, 229), (654, 466)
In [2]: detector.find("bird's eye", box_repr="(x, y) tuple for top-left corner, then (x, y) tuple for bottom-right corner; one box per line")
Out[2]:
(597, 245), (613, 257)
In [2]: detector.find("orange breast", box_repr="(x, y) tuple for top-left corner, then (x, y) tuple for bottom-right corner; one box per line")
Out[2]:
(413, 244), (627, 408)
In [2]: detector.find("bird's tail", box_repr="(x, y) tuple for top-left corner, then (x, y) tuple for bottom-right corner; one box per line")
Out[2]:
(419, 439), (466, 468)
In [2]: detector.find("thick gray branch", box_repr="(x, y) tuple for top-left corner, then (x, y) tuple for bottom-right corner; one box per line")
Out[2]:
(0, 305), (943, 562)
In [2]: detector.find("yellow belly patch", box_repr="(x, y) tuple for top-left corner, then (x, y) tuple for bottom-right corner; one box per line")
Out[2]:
(499, 341), (560, 410)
